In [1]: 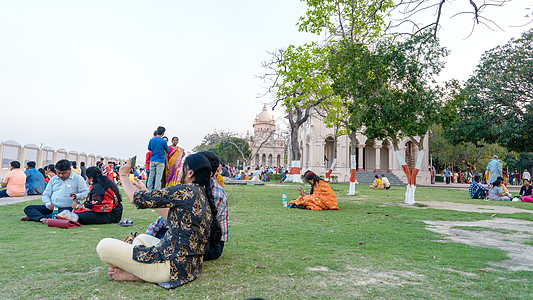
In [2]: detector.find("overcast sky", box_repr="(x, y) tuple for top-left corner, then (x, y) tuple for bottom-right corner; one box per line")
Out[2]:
(0, 0), (531, 164)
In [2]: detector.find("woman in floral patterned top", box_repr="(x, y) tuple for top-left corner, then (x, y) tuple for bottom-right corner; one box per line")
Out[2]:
(96, 153), (218, 289)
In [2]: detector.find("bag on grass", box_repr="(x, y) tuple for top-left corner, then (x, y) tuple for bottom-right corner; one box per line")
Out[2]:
(47, 219), (81, 229)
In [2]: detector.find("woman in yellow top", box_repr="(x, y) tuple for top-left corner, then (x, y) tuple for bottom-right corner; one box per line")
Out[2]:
(370, 175), (385, 190)
(287, 171), (338, 211)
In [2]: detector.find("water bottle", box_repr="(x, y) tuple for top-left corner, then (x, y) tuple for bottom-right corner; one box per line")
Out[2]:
(51, 207), (59, 219)
(282, 193), (287, 207)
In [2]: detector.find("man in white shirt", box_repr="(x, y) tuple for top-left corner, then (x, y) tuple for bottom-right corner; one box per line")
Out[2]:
(524, 169), (531, 181)
(381, 174), (391, 190)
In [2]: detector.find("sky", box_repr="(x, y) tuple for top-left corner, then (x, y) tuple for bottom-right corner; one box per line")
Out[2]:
(0, 0), (531, 164)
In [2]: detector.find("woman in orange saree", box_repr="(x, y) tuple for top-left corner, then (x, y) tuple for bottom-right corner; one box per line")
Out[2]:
(165, 137), (186, 187)
(288, 171), (338, 211)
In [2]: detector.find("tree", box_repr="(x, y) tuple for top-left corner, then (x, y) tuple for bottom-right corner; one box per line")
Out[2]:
(262, 0), (394, 183)
(446, 29), (533, 152)
(335, 31), (458, 203)
(429, 124), (508, 173)
(261, 44), (332, 182)
(193, 130), (276, 168)
(389, 0), (530, 37)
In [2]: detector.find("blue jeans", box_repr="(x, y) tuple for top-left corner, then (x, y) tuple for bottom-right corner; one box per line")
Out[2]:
(147, 161), (165, 190)
(0, 190), (9, 198)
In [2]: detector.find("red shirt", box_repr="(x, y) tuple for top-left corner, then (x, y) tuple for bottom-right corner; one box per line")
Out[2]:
(145, 151), (151, 169)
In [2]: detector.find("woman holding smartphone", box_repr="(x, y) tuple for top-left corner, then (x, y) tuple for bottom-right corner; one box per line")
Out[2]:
(96, 153), (217, 289)
(288, 170), (339, 211)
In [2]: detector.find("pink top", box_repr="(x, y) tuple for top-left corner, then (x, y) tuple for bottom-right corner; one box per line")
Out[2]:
(3, 169), (26, 197)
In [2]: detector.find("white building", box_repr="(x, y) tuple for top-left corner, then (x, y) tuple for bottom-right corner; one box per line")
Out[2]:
(295, 111), (431, 184)
(247, 105), (287, 168)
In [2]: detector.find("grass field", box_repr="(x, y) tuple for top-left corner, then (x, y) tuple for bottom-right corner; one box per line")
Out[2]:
(1, 183), (533, 299)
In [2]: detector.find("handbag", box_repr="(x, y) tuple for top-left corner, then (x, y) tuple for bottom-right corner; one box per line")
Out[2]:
(47, 218), (82, 229)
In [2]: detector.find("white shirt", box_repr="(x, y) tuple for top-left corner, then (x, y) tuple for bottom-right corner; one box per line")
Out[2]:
(524, 171), (531, 181)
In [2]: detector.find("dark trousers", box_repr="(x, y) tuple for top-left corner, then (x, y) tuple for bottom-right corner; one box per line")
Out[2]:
(204, 241), (225, 261)
(445, 177), (451, 184)
(472, 189), (487, 199)
(24, 205), (72, 222)
(77, 203), (123, 225)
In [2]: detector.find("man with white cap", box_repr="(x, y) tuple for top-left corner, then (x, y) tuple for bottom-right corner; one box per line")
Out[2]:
(486, 155), (502, 186)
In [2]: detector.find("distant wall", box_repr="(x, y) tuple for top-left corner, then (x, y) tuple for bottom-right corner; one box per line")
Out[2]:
(0, 140), (125, 178)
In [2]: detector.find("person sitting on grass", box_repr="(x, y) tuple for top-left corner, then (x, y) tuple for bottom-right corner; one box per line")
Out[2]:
(24, 161), (46, 195)
(468, 175), (488, 199)
(21, 159), (89, 223)
(144, 151), (228, 261)
(369, 175), (385, 190)
(487, 179), (510, 201)
(497, 176), (512, 198)
(287, 170), (338, 211)
(519, 179), (533, 203)
(1, 161), (26, 198)
(72, 166), (123, 225)
(381, 174), (391, 190)
(96, 153), (220, 289)
(279, 170), (289, 183)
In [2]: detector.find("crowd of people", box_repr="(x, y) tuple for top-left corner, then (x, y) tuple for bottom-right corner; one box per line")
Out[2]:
(467, 155), (533, 202)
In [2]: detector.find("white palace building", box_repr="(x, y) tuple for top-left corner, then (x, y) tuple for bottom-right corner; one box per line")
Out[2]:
(248, 105), (431, 185)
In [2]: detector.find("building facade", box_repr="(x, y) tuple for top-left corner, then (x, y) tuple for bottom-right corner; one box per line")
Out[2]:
(295, 111), (431, 184)
(248, 105), (286, 168)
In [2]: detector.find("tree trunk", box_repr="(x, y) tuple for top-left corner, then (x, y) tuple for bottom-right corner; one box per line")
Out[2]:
(285, 107), (309, 183)
(348, 133), (357, 195)
(393, 136), (425, 204)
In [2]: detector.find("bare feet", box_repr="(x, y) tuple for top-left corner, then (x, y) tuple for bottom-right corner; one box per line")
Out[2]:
(20, 216), (31, 221)
(40, 218), (49, 224)
(108, 267), (143, 281)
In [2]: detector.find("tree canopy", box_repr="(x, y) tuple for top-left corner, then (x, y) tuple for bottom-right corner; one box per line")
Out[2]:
(446, 28), (533, 152)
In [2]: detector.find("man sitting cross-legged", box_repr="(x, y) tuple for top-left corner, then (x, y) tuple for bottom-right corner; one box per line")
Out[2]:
(21, 159), (89, 223)
(0, 161), (26, 198)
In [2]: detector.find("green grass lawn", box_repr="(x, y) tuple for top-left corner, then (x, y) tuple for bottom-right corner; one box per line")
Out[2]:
(1, 184), (533, 299)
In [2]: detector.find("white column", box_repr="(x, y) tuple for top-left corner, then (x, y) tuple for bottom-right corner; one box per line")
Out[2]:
(387, 145), (393, 173)
(374, 144), (382, 172)
(357, 145), (364, 171)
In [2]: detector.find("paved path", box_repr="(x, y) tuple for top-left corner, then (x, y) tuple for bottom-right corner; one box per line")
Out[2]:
(0, 195), (41, 206)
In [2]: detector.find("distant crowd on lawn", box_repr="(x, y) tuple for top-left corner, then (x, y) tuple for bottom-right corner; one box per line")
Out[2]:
(6, 125), (338, 289)
(467, 155), (532, 202)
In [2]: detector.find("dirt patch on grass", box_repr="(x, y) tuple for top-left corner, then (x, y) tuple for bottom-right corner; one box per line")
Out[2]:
(396, 201), (533, 214)
(309, 266), (424, 287)
(425, 218), (533, 271)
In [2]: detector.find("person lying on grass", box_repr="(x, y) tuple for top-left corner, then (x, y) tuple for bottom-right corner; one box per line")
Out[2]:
(96, 153), (220, 289)
(287, 170), (338, 211)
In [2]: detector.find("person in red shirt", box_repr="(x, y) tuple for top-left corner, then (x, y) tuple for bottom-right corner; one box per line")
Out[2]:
(105, 162), (115, 182)
(72, 166), (122, 224)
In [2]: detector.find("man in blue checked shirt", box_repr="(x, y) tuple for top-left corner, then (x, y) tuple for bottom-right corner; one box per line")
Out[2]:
(469, 175), (488, 199)
(21, 159), (89, 223)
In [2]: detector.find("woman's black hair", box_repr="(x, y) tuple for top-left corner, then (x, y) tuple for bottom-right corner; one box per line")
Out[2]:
(85, 166), (122, 203)
(38, 168), (46, 177)
(493, 179), (501, 187)
(48, 164), (55, 173)
(304, 170), (322, 194)
(374, 175), (379, 179)
(183, 153), (221, 245)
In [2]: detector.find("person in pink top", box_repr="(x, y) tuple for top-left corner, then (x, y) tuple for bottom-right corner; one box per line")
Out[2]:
(1, 161), (27, 197)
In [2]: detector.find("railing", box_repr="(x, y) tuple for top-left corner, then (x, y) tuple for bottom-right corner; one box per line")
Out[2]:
(0, 140), (125, 178)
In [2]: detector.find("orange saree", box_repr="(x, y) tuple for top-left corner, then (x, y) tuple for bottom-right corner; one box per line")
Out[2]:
(289, 180), (339, 211)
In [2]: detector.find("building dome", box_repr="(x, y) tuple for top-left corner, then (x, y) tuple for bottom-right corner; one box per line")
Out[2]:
(256, 104), (274, 123)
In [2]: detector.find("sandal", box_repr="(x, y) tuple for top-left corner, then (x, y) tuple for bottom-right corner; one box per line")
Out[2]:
(119, 218), (134, 227)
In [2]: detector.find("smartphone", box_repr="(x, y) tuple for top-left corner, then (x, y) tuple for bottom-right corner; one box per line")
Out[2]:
(130, 156), (137, 167)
